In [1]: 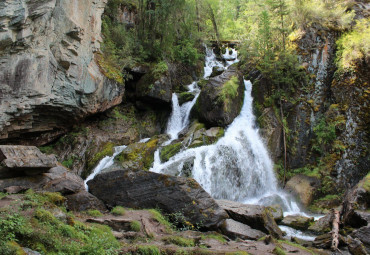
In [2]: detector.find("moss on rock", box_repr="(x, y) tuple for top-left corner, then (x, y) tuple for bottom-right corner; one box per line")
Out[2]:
(160, 143), (182, 163)
(178, 92), (195, 105)
(85, 142), (115, 178)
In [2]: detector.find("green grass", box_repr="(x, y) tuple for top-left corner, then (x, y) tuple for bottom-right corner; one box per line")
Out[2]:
(130, 220), (142, 232)
(361, 172), (370, 192)
(162, 236), (195, 247)
(201, 233), (227, 244)
(86, 210), (103, 217)
(0, 191), (120, 255)
(111, 206), (126, 216)
(220, 76), (239, 105)
(136, 245), (162, 255)
(273, 247), (286, 255)
(148, 209), (174, 232)
(279, 240), (316, 255)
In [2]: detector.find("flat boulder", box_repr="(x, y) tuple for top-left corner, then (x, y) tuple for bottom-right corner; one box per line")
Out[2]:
(193, 65), (244, 127)
(0, 145), (57, 178)
(351, 225), (370, 253)
(217, 200), (283, 238)
(88, 169), (228, 230)
(281, 215), (314, 231)
(221, 219), (265, 240)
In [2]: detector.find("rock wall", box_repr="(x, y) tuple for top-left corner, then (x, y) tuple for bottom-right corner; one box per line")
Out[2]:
(0, 0), (124, 146)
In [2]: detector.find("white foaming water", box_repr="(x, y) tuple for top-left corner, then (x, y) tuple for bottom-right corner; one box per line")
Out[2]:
(152, 80), (303, 214)
(204, 46), (225, 78)
(84, 145), (126, 190)
(166, 82), (200, 142)
(223, 47), (240, 67)
(279, 225), (316, 241)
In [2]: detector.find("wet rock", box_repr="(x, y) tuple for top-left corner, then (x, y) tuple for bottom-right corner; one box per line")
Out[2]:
(0, 145), (57, 178)
(281, 215), (314, 231)
(267, 205), (284, 222)
(347, 236), (368, 255)
(22, 248), (42, 255)
(285, 174), (320, 207)
(115, 137), (162, 171)
(0, 0), (124, 145)
(308, 213), (333, 234)
(194, 65), (244, 128)
(351, 225), (370, 253)
(210, 66), (224, 78)
(160, 143), (182, 163)
(221, 219), (266, 240)
(136, 71), (172, 108)
(178, 92), (195, 105)
(291, 237), (313, 247)
(88, 169), (228, 230)
(65, 190), (106, 212)
(217, 200), (283, 238)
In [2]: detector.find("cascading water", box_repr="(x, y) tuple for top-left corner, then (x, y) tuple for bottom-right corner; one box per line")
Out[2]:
(152, 46), (305, 216)
(84, 145), (127, 190)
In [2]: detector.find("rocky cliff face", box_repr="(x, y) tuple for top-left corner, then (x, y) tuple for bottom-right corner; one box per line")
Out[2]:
(0, 0), (124, 146)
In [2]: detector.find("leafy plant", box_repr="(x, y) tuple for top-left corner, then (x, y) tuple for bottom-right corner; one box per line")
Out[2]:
(111, 206), (126, 216)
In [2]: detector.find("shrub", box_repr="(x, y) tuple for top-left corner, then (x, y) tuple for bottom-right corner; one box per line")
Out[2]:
(136, 245), (161, 255)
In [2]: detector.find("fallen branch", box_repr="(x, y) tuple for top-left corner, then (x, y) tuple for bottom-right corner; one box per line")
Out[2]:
(331, 209), (340, 251)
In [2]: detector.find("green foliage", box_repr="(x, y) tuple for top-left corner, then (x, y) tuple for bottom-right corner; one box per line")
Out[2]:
(162, 236), (195, 247)
(152, 61), (169, 80)
(86, 210), (104, 217)
(136, 245), (161, 255)
(62, 157), (75, 169)
(130, 220), (142, 232)
(173, 40), (202, 66)
(336, 18), (370, 72)
(313, 117), (337, 154)
(219, 76), (240, 111)
(111, 206), (126, 216)
(39, 145), (54, 155)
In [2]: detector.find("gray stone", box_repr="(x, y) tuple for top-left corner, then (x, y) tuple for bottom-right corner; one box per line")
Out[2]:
(0, 145), (57, 178)
(285, 174), (320, 207)
(88, 169), (228, 230)
(66, 190), (106, 212)
(267, 204), (284, 222)
(193, 65), (244, 127)
(281, 215), (314, 231)
(0, 0), (124, 145)
(308, 213), (333, 234)
(221, 219), (265, 240)
(217, 200), (283, 238)
(352, 225), (370, 253)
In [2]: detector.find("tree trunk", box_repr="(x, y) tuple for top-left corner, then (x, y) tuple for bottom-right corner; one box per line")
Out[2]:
(207, 4), (221, 47)
(331, 209), (340, 251)
(279, 97), (287, 186)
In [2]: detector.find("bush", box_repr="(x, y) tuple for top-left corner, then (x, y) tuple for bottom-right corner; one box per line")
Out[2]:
(136, 245), (161, 255)
(336, 18), (370, 71)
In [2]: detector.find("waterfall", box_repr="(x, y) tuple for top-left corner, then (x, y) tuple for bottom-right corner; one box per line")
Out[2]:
(151, 46), (304, 215)
(84, 145), (127, 190)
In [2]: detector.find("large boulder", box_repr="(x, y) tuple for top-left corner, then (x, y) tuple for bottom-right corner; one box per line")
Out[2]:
(351, 225), (370, 253)
(285, 174), (320, 207)
(65, 190), (106, 212)
(88, 169), (228, 230)
(217, 200), (283, 238)
(308, 213), (333, 234)
(0, 0), (124, 145)
(193, 65), (244, 127)
(0, 145), (57, 178)
(221, 219), (265, 240)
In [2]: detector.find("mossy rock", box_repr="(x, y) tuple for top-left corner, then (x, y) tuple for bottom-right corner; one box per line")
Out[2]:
(85, 142), (115, 178)
(116, 138), (159, 170)
(178, 92), (195, 105)
(160, 143), (182, 163)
